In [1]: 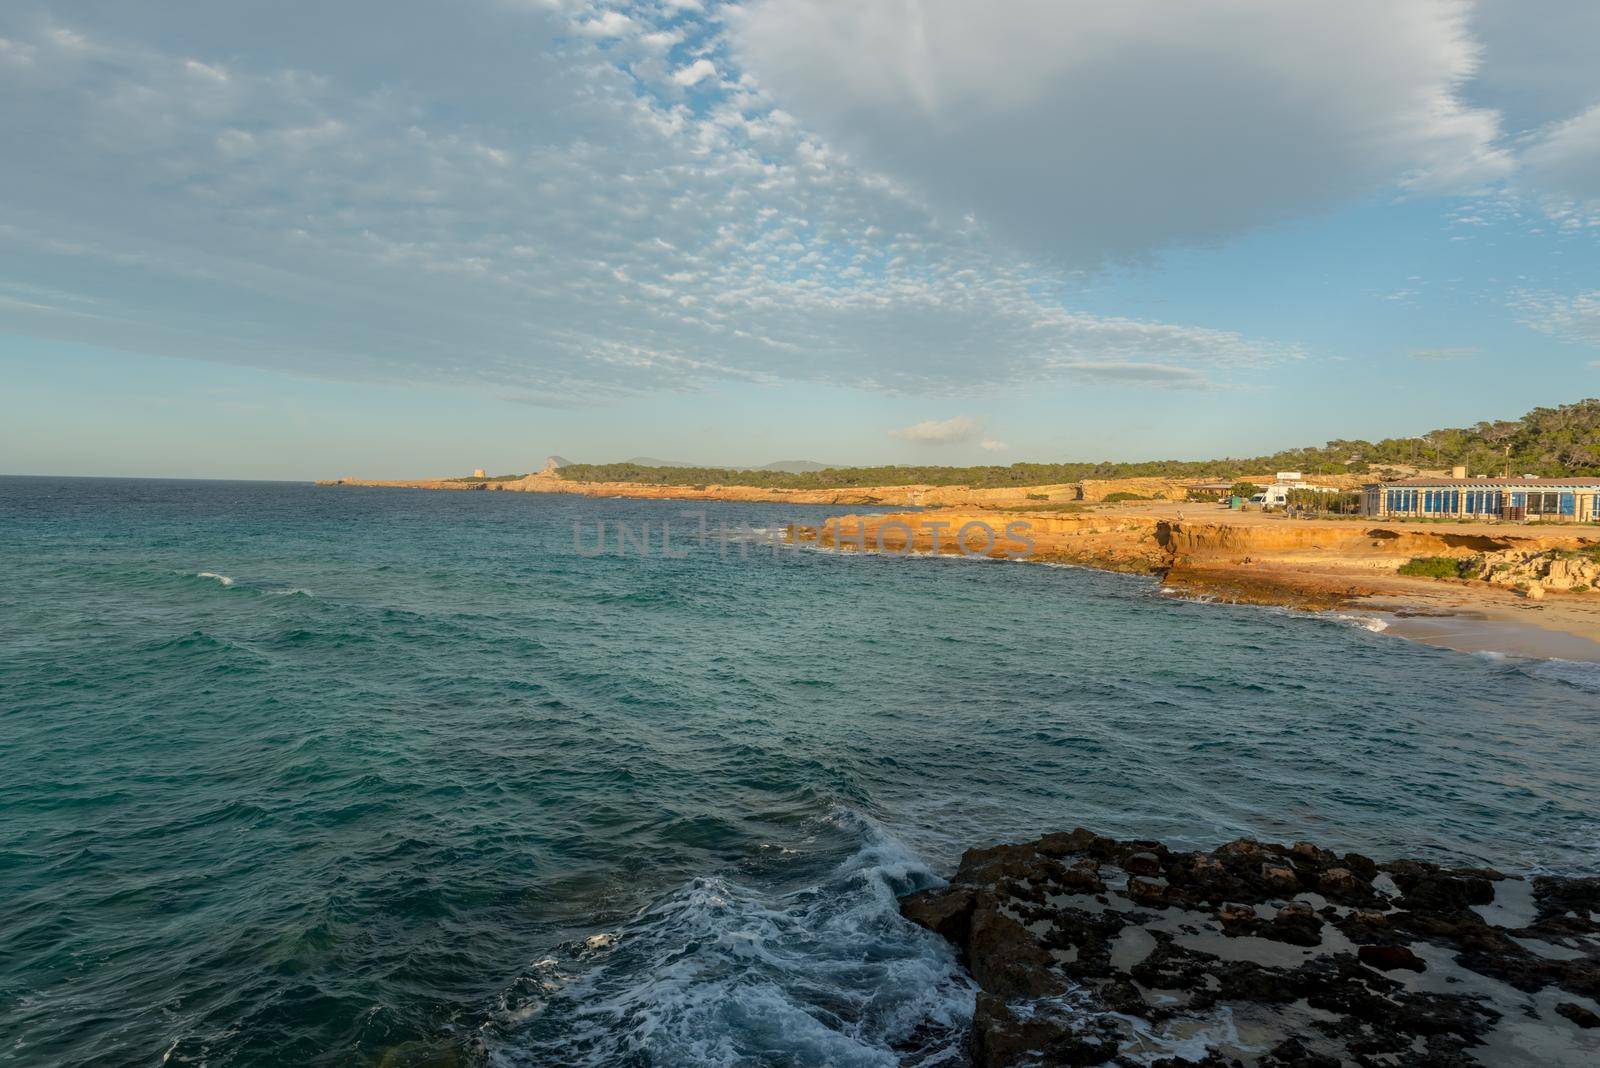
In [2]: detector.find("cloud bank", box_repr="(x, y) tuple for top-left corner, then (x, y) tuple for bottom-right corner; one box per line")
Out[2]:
(731, 0), (1512, 266)
(0, 0), (1307, 403)
(2, 0), (1595, 411)
(889, 416), (979, 444)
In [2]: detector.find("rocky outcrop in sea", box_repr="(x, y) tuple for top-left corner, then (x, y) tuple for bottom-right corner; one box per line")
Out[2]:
(900, 829), (1600, 1066)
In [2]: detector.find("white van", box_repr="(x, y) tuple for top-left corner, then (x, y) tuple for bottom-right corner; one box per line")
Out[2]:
(1249, 486), (1290, 507)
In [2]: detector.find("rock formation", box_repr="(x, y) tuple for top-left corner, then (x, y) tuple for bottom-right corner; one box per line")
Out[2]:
(901, 829), (1600, 1066)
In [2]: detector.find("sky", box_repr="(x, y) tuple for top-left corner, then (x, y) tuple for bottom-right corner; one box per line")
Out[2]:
(1, 0), (1597, 479)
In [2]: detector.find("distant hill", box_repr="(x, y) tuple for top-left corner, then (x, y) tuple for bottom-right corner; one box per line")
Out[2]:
(612, 457), (833, 473)
(542, 455), (572, 470)
(553, 399), (1600, 490)
(622, 456), (699, 468)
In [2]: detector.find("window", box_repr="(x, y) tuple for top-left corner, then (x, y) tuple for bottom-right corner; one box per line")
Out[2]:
(1525, 491), (1561, 516)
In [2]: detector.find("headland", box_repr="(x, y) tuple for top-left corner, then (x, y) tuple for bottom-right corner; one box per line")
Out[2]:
(319, 471), (1600, 660)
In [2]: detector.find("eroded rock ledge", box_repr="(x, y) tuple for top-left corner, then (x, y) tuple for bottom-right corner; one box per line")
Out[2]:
(900, 830), (1600, 1066)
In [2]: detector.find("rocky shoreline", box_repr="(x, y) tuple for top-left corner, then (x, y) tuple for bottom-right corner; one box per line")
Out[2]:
(796, 509), (1600, 659)
(319, 476), (1600, 656)
(900, 830), (1600, 1066)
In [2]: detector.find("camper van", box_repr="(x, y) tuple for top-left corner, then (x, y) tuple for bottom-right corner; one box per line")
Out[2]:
(1248, 486), (1290, 508)
(1249, 481), (1338, 509)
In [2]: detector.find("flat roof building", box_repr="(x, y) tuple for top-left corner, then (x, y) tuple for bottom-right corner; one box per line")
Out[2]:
(1361, 476), (1600, 522)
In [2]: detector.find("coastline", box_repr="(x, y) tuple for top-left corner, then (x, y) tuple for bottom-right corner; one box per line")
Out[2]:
(899, 827), (1600, 1065)
(793, 502), (1600, 664)
(319, 475), (1600, 664)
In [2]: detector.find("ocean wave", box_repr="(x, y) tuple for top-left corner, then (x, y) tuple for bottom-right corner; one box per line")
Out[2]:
(1332, 612), (1389, 633)
(195, 571), (235, 586)
(487, 812), (974, 1067)
(1522, 656), (1600, 695)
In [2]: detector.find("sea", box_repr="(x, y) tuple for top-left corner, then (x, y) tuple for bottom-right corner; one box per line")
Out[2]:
(2, 476), (1598, 1067)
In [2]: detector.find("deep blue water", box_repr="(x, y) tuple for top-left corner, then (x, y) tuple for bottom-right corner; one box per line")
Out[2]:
(2, 477), (1598, 1067)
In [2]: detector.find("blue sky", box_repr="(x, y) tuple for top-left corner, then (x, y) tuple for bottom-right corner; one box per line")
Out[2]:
(1, 0), (1597, 479)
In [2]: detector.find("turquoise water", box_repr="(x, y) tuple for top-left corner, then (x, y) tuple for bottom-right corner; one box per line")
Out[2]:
(2, 477), (1598, 1067)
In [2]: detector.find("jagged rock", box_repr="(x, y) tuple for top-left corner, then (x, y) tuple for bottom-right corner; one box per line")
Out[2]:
(966, 909), (1062, 998)
(901, 829), (1600, 1067)
(1128, 876), (1169, 906)
(1359, 944), (1427, 972)
(1126, 850), (1163, 875)
(1318, 866), (1360, 897)
(1262, 863), (1300, 893)
(1269, 899), (1324, 946)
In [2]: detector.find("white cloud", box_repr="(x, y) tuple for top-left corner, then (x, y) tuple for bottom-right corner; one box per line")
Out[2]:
(1518, 103), (1600, 210)
(671, 59), (716, 87)
(1047, 361), (1219, 389)
(577, 10), (636, 38)
(1511, 290), (1600, 346)
(1462, 0), (1600, 134)
(978, 439), (1008, 452)
(0, 1), (1299, 404)
(889, 416), (979, 444)
(731, 0), (1511, 265)
(1409, 346), (1479, 360)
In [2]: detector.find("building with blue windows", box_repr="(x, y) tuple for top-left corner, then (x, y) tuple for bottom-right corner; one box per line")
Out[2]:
(1361, 476), (1600, 522)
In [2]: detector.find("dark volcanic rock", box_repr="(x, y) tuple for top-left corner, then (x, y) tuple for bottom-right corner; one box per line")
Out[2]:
(1358, 943), (1426, 972)
(899, 829), (1600, 1067)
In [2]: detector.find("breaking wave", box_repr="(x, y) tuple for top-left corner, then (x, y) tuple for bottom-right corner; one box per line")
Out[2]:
(486, 812), (974, 1067)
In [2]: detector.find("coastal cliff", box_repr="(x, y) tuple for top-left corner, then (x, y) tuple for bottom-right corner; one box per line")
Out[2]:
(900, 829), (1600, 1066)
(798, 509), (1599, 601)
(319, 475), (1600, 651)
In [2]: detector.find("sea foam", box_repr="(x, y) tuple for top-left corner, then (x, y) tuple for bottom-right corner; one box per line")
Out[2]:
(488, 811), (974, 1067)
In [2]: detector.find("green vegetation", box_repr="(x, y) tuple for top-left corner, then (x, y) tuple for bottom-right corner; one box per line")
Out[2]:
(1229, 482), (1264, 499)
(555, 400), (1600, 489)
(447, 473), (524, 483)
(1102, 491), (1152, 503)
(1286, 488), (1363, 513)
(1397, 556), (1466, 579)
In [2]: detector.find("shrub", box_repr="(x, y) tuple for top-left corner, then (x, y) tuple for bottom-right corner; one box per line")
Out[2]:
(1397, 556), (1464, 579)
(1103, 491), (1152, 503)
(1230, 482), (1264, 499)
